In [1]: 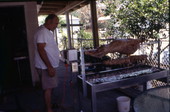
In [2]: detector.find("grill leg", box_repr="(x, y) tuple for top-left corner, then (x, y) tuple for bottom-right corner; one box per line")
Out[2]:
(91, 87), (97, 112)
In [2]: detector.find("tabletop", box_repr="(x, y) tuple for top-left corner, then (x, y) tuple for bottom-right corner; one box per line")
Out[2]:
(134, 86), (170, 112)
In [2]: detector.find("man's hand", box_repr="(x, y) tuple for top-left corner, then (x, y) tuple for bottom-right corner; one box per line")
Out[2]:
(47, 67), (56, 77)
(37, 43), (56, 77)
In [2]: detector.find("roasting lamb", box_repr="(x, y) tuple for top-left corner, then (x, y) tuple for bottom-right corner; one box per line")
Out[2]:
(103, 55), (147, 65)
(129, 55), (147, 63)
(85, 38), (143, 58)
(103, 57), (131, 65)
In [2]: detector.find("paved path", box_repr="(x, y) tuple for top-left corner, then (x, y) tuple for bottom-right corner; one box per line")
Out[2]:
(0, 61), (135, 112)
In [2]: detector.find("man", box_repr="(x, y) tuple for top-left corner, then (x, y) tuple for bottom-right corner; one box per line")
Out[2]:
(34, 14), (59, 112)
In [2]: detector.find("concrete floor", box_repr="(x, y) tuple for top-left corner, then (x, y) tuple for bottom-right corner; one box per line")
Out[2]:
(0, 61), (136, 112)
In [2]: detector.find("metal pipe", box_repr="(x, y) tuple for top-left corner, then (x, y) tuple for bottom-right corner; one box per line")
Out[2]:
(158, 39), (160, 69)
(54, 29), (58, 45)
(168, 29), (170, 85)
(80, 48), (87, 97)
(71, 15), (74, 47)
(66, 12), (72, 49)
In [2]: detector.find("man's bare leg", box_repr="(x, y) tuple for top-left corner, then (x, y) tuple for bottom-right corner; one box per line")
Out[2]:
(44, 88), (53, 112)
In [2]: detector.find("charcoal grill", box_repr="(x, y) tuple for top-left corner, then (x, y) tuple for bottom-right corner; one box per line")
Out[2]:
(78, 48), (168, 112)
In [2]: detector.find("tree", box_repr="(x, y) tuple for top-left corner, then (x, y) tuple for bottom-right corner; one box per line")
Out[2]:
(102, 0), (169, 40)
(71, 5), (91, 26)
(77, 29), (93, 48)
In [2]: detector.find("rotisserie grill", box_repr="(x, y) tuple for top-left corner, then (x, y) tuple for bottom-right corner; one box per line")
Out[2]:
(78, 48), (168, 112)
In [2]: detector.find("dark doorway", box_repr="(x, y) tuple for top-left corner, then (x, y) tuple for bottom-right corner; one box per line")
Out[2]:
(0, 6), (32, 90)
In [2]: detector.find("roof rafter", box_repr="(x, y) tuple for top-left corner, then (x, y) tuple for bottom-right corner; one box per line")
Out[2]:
(38, 0), (90, 15)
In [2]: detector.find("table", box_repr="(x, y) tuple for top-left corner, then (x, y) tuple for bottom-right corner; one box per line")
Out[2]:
(134, 86), (170, 112)
(14, 56), (28, 83)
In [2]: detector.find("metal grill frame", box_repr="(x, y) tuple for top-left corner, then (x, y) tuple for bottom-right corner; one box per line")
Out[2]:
(78, 48), (168, 112)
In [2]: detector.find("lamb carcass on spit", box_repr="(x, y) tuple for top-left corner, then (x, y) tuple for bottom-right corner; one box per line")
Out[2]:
(103, 55), (147, 65)
(85, 38), (143, 58)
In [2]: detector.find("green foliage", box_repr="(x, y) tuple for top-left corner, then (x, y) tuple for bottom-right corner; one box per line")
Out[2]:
(57, 16), (66, 33)
(60, 32), (69, 50)
(77, 30), (93, 48)
(58, 16), (66, 27)
(102, 0), (169, 40)
(57, 16), (68, 49)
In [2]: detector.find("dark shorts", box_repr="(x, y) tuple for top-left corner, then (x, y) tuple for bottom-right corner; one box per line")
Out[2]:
(36, 68), (58, 90)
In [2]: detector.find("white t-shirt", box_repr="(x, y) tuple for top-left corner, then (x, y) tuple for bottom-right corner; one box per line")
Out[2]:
(34, 25), (60, 69)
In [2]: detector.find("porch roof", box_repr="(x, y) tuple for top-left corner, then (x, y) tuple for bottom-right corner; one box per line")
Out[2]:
(37, 0), (90, 15)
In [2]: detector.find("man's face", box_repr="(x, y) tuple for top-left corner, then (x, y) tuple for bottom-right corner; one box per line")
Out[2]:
(49, 17), (59, 31)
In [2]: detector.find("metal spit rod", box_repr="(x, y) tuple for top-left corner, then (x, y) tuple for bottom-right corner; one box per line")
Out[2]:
(80, 48), (87, 97)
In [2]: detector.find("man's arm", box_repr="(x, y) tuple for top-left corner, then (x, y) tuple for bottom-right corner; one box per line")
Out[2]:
(37, 43), (55, 77)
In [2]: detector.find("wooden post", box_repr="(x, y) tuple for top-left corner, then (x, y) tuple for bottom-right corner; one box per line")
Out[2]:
(90, 0), (99, 48)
